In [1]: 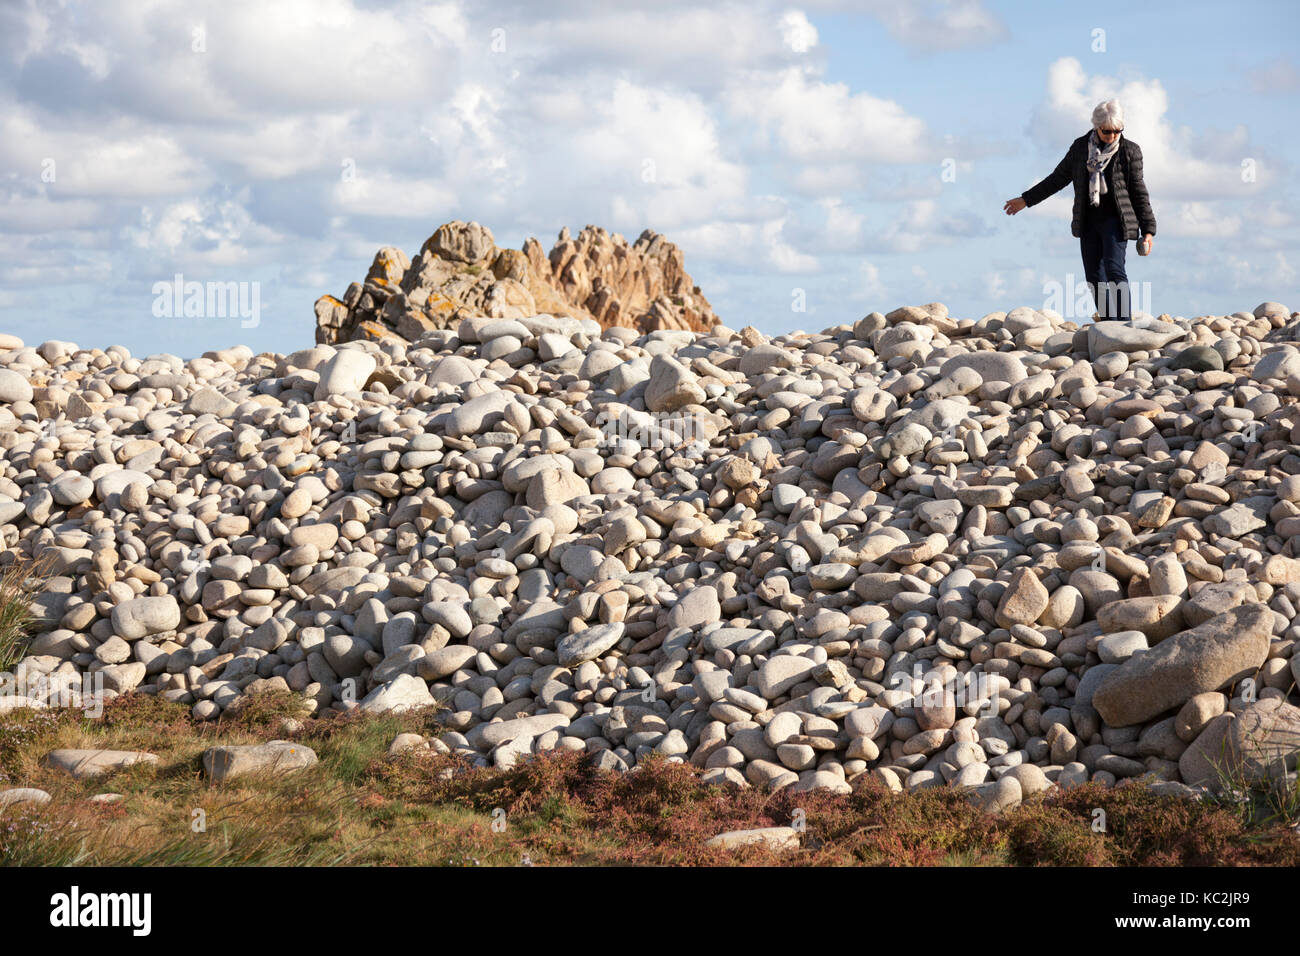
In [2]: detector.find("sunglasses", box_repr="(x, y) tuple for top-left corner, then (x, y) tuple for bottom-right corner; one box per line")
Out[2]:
(1097, 128), (1122, 135)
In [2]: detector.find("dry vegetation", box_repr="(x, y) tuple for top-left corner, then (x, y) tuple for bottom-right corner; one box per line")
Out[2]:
(1, 691), (1297, 867)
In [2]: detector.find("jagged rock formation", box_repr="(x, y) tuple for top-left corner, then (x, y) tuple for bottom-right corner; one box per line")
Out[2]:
(315, 221), (717, 345)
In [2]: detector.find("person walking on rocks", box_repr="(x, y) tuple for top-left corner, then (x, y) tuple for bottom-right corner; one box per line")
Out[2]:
(1003, 99), (1156, 324)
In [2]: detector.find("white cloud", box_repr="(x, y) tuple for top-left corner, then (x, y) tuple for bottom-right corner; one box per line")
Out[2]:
(0, 102), (208, 198)
(329, 175), (460, 221)
(4, 1), (111, 76)
(790, 164), (870, 195)
(860, 0), (1008, 51)
(1212, 251), (1296, 293)
(64, 135), (207, 199)
(0, 248), (113, 286)
(0, 188), (107, 232)
(196, 114), (360, 180)
(1253, 200), (1293, 230)
(183, 0), (468, 115)
(819, 197), (865, 246)
(529, 77), (749, 231)
(279, 264), (334, 290)
(122, 190), (285, 268)
(1163, 202), (1242, 238)
(984, 269), (1007, 300)
(4, 0), (468, 127)
(498, 4), (817, 90)
(855, 260), (887, 300)
(780, 10), (819, 53)
(674, 216), (818, 273)
(850, 198), (948, 253)
(725, 66), (933, 166)
(980, 265), (1039, 305)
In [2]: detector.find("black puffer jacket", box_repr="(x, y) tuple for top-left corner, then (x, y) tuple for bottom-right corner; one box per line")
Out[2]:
(1021, 132), (1156, 240)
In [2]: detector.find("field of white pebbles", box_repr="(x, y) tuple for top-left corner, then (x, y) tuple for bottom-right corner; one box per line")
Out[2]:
(3, 298), (1300, 811)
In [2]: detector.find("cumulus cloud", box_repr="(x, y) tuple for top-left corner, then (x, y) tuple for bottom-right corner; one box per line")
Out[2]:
(122, 189), (286, 270)
(724, 66), (934, 166)
(330, 175), (461, 221)
(1178, 248), (1296, 298)
(565, 79), (749, 229)
(195, 114), (362, 181)
(855, 259), (887, 300)
(1162, 202), (1243, 238)
(489, 3), (821, 92)
(0, 100), (209, 198)
(674, 214), (819, 273)
(1, 0), (1292, 353)
(859, 0), (1008, 51)
(21, 0), (466, 120)
(780, 10), (819, 53)
(979, 265), (1043, 307)
(0, 183), (107, 232)
(0, 0), (958, 352)
(819, 198), (867, 247)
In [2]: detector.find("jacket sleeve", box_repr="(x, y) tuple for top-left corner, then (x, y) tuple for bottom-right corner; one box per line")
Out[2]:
(1021, 142), (1076, 207)
(1126, 141), (1156, 236)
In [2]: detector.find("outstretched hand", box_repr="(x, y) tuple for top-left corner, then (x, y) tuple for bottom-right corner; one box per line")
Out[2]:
(1004, 197), (1027, 215)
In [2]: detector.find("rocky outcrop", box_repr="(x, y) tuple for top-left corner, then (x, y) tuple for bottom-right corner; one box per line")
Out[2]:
(315, 220), (717, 345)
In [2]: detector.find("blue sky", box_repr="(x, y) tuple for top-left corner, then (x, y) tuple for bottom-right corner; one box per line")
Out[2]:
(1, 0), (1297, 358)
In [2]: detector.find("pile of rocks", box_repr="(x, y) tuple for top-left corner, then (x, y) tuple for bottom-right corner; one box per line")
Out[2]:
(315, 221), (717, 346)
(4, 298), (1300, 810)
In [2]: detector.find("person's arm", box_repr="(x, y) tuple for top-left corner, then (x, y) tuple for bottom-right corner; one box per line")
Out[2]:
(1021, 141), (1077, 207)
(1126, 141), (1156, 237)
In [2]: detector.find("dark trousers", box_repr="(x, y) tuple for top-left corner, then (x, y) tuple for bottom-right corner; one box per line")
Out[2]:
(1080, 208), (1130, 322)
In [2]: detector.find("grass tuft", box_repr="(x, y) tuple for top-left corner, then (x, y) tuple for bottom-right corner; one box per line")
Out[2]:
(0, 708), (63, 786)
(218, 689), (316, 735)
(0, 551), (61, 672)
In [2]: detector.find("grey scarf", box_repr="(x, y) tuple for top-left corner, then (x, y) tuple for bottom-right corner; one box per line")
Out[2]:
(1086, 129), (1121, 206)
